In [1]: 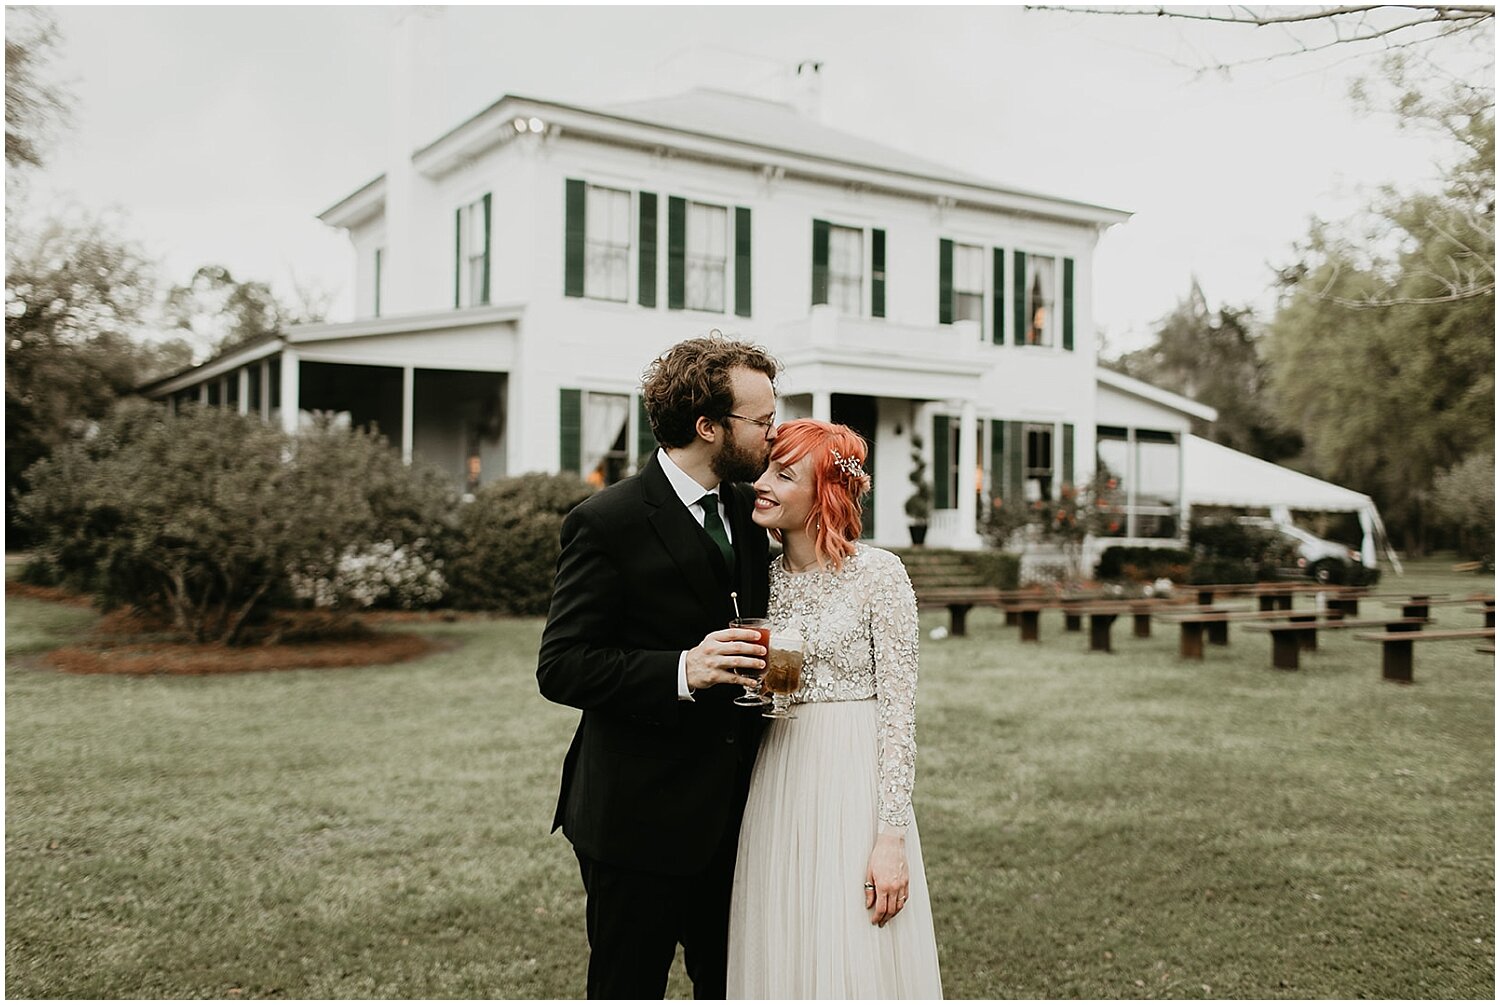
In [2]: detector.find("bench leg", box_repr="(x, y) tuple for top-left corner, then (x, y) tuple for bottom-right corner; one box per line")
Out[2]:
(1381, 638), (1415, 683)
(1258, 595), (1276, 612)
(1004, 610), (1019, 626)
(1089, 614), (1116, 653)
(1279, 594), (1294, 611)
(1019, 610), (1040, 643)
(1207, 621), (1230, 646)
(1271, 632), (1301, 671)
(1133, 613), (1151, 639)
(947, 605), (971, 637)
(1064, 612), (1082, 633)
(1180, 622), (1204, 660)
(1402, 603), (1428, 620)
(1488, 611), (1496, 629)
(1197, 589), (1214, 606)
(1330, 597), (1359, 617)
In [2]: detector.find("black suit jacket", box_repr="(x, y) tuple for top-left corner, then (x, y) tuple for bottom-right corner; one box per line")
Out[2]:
(537, 452), (770, 876)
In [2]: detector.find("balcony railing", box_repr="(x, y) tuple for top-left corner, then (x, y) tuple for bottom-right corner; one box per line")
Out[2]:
(776, 307), (982, 359)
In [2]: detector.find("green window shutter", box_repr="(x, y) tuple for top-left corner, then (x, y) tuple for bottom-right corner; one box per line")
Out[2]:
(635, 394), (656, 468)
(564, 179), (586, 298)
(991, 248), (1004, 345)
(871, 228), (886, 318)
(938, 238), (953, 325)
(480, 193), (492, 305)
(559, 388), (582, 474)
(811, 219), (830, 306)
(454, 207), (463, 307)
(933, 415), (951, 511)
(989, 419), (1005, 503)
(1007, 420), (1024, 503)
(1062, 423), (1075, 486)
(667, 196), (686, 310)
(1062, 257), (1075, 351)
(1012, 251), (1026, 345)
(734, 206), (752, 317)
(638, 192), (657, 307)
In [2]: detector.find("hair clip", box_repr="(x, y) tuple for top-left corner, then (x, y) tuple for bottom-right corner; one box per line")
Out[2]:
(830, 447), (868, 481)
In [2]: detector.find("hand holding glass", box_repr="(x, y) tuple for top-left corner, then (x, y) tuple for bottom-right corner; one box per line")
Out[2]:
(729, 618), (772, 706)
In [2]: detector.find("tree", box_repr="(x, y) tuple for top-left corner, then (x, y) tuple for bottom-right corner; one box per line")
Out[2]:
(1106, 281), (1303, 462)
(1429, 451), (1495, 565)
(4, 211), (191, 525)
(5, 6), (70, 174)
(163, 264), (327, 358)
(1264, 107), (1494, 552)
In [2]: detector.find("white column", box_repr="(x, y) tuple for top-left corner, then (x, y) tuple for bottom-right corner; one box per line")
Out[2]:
(280, 349), (300, 435)
(955, 399), (981, 548)
(198, 383), (208, 405)
(812, 390), (832, 422)
(401, 366), (415, 464)
(259, 360), (271, 418)
(237, 368), (250, 416)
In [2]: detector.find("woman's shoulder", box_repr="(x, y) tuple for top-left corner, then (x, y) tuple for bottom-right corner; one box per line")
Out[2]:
(852, 544), (912, 579)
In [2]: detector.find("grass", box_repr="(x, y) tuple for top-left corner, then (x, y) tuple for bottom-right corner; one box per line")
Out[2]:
(5, 558), (1494, 998)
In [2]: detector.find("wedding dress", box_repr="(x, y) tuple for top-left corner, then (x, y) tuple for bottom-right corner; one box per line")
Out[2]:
(727, 544), (943, 999)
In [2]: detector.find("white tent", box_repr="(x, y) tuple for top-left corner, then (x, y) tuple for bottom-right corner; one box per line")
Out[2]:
(1183, 434), (1400, 571)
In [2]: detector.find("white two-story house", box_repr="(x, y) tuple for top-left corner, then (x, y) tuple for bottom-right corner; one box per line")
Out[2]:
(144, 79), (1215, 554)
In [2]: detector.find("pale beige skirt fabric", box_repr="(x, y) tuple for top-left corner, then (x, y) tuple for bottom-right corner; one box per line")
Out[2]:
(726, 698), (944, 1000)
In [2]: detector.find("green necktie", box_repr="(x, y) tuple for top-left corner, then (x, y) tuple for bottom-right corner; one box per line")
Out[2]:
(698, 493), (735, 570)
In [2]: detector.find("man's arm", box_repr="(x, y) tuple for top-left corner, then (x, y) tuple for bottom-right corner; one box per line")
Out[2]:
(536, 504), (680, 721)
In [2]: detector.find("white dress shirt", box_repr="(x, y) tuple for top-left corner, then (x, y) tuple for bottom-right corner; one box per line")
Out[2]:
(656, 448), (732, 701)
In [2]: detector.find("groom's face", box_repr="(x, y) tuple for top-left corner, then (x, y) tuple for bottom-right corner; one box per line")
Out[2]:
(710, 366), (777, 484)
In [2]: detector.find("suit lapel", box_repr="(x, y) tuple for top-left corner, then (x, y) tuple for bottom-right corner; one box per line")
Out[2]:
(642, 453), (724, 624)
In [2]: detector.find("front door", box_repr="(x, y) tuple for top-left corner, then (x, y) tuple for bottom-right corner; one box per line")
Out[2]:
(831, 394), (877, 540)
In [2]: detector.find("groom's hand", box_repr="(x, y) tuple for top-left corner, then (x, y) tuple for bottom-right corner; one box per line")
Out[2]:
(684, 629), (766, 691)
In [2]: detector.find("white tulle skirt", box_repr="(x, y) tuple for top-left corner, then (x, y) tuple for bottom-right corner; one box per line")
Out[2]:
(726, 699), (943, 1000)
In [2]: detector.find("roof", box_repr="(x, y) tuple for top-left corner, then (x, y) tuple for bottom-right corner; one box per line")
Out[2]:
(1096, 367), (1218, 423)
(323, 88), (1132, 226)
(1184, 435), (1376, 514)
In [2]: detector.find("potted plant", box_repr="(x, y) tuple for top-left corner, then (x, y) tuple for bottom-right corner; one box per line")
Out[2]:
(905, 434), (933, 546)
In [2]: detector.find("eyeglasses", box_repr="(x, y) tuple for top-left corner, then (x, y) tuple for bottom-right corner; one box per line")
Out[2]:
(724, 413), (777, 437)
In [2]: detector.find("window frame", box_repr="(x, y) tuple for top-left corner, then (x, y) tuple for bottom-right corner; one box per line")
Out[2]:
(584, 183), (632, 303)
(456, 196), (490, 308)
(827, 223), (865, 317)
(684, 199), (729, 313)
(1024, 254), (1057, 347)
(951, 240), (985, 332)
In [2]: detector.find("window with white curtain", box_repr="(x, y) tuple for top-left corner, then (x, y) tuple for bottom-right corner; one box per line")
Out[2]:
(582, 391), (631, 488)
(686, 201), (728, 312)
(953, 242), (984, 328)
(457, 197), (489, 307)
(828, 225), (863, 315)
(1026, 255), (1056, 346)
(585, 185), (631, 302)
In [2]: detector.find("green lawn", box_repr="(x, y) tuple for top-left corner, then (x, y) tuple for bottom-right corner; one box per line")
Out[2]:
(6, 559), (1494, 998)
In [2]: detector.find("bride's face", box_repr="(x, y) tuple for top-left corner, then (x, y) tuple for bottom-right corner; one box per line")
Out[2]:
(751, 454), (816, 532)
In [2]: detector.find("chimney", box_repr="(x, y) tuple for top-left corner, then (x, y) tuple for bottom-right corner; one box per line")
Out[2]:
(792, 59), (823, 121)
(383, 6), (445, 315)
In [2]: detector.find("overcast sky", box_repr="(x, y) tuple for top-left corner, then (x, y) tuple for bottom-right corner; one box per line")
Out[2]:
(18, 4), (1492, 353)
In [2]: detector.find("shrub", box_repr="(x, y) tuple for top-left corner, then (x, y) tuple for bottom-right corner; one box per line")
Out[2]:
(1096, 546), (1193, 582)
(443, 472), (595, 614)
(289, 539), (447, 610)
(16, 403), (455, 643)
(1188, 517), (1300, 582)
(969, 550), (1021, 590)
(1430, 452), (1495, 565)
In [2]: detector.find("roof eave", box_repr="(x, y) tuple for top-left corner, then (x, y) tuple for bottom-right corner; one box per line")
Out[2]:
(1097, 367), (1218, 423)
(318, 174), (387, 230)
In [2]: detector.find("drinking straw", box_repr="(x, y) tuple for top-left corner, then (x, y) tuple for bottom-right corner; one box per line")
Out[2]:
(730, 591), (742, 620)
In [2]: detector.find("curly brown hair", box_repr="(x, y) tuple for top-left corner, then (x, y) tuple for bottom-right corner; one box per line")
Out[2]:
(640, 336), (779, 448)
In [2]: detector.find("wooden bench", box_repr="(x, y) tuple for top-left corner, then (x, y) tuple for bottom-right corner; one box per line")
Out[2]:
(1467, 603), (1496, 629)
(1073, 599), (1187, 652)
(1156, 608), (1338, 660)
(914, 586), (1005, 637)
(1243, 617), (1427, 671)
(1353, 627), (1497, 683)
(1380, 595), (1467, 619)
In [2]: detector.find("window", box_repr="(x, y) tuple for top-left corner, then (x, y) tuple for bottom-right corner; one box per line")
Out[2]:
(828, 225), (863, 315)
(1096, 428), (1129, 537)
(1024, 424), (1054, 501)
(1025, 255), (1056, 346)
(456, 196), (490, 307)
(1094, 426), (1179, 538)
(686, 201), (728, 312)
(582, 391), (631, 488)
(953, 242), (984, 328)
(585, 185), (631, 302)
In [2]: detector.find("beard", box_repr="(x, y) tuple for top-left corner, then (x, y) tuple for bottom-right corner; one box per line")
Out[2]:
(712, 433), (771, 484)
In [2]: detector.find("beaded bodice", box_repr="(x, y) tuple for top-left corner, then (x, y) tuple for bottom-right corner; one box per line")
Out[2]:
(768, 544), (921, 829)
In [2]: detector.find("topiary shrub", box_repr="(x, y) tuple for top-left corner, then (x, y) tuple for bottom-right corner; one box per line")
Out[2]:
(442, 472), (596, 614)
(16, 402), (455, 642)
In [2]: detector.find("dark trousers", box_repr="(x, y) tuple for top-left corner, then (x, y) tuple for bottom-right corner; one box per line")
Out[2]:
(574, 823), (740, 1000)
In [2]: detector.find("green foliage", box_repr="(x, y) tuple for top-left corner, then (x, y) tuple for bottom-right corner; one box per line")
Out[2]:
(1095, 546), (1193, 583)
(1106, 283), (1302, 462)
(442, 472), (596, 615)
(15, 404), (454, 643)
(979, 495), (1034, 550)
(904, 434), (933, 522)
(4, 213), (191, 534)
(4, 7), (70, 172)
(968, 549), (1021, 590)
(1429, 451), (1495, 564)
(1188, 518), (1300, 582)
(164, 264), (327, 357)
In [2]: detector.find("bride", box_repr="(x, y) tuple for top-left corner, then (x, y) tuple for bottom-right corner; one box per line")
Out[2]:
(727, 419), (943, 999)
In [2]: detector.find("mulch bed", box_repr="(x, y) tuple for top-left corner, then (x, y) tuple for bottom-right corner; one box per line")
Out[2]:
(10, 580), (456, 676)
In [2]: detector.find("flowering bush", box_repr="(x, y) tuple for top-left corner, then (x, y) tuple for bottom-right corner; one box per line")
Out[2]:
(290, 539), (446, 610)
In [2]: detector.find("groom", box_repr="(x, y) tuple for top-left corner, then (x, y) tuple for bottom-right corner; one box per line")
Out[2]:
(537, 336), (780, 999)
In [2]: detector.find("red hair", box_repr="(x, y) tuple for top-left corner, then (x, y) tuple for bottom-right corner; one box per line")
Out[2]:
(767, 419), (872, 571)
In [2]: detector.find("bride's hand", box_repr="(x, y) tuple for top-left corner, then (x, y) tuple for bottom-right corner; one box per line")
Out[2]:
(865, 832), (910, 927)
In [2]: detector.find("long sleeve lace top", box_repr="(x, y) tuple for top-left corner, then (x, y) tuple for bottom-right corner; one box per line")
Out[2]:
(767, 544), (921, 830)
